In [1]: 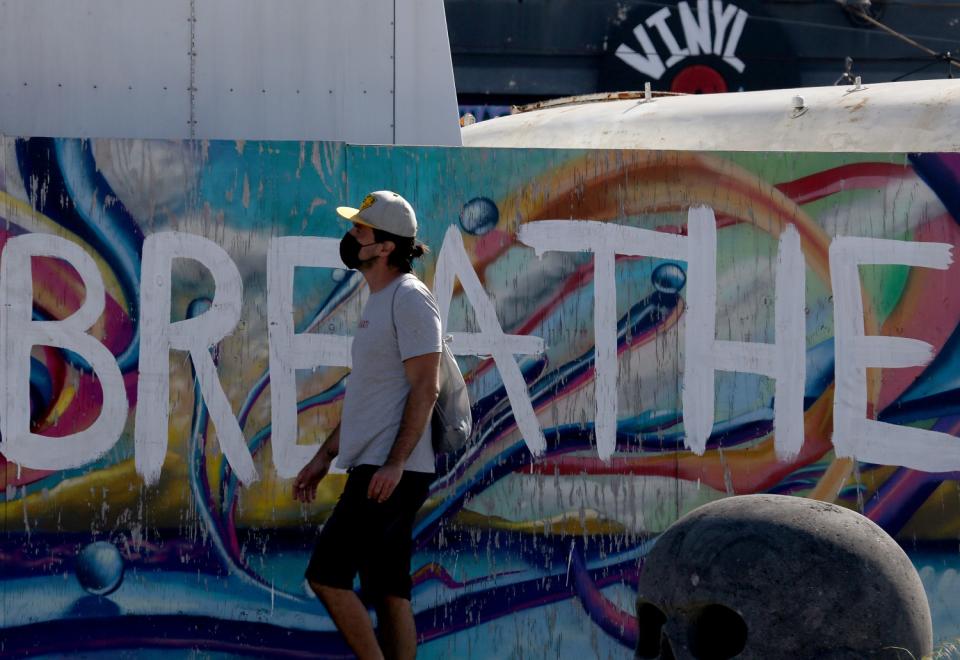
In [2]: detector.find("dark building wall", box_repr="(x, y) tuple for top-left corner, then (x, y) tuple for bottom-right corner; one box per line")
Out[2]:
(446, 0), (960, 104)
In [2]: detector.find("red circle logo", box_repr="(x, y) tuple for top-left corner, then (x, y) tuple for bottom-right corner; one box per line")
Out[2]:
(670, 65), (729, 94)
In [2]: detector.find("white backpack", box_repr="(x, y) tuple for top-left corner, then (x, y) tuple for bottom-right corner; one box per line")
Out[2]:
(431, 335), (473, 453)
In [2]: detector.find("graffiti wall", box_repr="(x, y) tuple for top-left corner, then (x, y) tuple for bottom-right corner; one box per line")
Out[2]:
(3, 138), (960, 656)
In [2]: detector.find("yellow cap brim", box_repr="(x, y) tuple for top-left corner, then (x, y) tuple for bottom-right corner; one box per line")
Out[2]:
(336, 206), (376, 229)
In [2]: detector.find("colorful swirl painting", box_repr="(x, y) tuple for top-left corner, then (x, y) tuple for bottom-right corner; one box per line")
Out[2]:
(3, 138), (960, 656)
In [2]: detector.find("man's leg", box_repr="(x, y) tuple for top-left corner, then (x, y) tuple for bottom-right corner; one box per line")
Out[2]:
(305, 467), (384, 658)
(375, 595), (417, 660)
(310, 582), (384, 660)
(362, 470), (434, 659)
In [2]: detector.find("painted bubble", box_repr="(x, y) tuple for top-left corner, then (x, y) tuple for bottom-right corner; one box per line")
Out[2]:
(75, 541), (125, 596)
(459, 197), (500, 236)
(652, 263), (687, 294)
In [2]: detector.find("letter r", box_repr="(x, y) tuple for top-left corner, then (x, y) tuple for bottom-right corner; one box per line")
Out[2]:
(135, 232), (255, 486)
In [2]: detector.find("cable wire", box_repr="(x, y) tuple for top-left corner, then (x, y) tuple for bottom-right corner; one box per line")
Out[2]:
(618, 0), (960, 45)
(890, 57), (941, 81)
(835, 0), (960, 69)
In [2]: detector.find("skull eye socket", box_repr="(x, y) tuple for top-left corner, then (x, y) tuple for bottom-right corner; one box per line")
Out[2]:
(635, 601), (667, 658)
(688, 604), (748, 659)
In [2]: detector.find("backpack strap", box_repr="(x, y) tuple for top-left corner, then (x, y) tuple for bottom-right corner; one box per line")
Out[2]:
(388, 274), (444, 451)
(388, 274), (407, 342)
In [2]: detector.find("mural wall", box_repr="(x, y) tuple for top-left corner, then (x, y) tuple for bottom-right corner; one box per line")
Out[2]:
(3, 138), (960, 657)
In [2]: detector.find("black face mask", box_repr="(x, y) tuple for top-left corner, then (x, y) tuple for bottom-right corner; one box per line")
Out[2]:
(339, 233), (378, 269)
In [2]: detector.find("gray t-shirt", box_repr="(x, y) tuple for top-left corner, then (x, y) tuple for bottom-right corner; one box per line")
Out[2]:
(338, 273), (442, 473)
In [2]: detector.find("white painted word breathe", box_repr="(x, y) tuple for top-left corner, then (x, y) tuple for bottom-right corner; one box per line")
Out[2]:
(0, 207), (956, 485)
(616, 0), (749, 79)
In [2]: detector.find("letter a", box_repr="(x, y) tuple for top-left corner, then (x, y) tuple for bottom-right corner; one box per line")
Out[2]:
(433, 226), (546, 455)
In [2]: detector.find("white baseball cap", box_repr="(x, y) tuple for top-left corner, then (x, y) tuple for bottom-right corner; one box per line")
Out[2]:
(336, 191), (417, 238)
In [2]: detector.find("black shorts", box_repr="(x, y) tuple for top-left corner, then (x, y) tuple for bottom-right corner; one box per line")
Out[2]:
(305, 464), (434, 602)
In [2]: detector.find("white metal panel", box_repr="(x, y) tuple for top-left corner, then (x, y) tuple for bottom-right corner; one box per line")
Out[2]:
(0, 0), (460, 145)
(193, 0), (393, 143)
(395, 0), (461, 146)
(0, 0), (191, 139)
(462, 79), (960, 153)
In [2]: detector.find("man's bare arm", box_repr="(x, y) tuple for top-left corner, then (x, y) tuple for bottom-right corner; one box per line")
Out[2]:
(389, 352), (441, 466)
(367, 352), (440, 502)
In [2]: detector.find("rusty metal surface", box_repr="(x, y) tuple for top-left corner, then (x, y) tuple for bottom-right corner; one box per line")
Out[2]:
(463, 79), (960, 152)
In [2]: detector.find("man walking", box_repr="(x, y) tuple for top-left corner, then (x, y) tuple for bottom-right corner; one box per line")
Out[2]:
(293, 191), (441, 660)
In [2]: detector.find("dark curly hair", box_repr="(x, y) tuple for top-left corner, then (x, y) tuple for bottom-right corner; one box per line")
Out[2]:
(373, 228), (429, 273)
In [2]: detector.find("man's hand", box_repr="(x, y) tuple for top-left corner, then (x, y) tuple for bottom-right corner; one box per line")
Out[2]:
(293, 453), (332, 504)
(367, 462), (403, 503)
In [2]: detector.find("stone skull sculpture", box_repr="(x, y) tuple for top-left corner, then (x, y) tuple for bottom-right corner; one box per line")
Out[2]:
(635, 494), (932, 659)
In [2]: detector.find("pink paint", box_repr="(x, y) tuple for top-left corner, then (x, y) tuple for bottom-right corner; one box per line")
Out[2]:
(876, 213), (960, 411)
(775, 162), (913, 205)
(472, 228), (513, 264)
